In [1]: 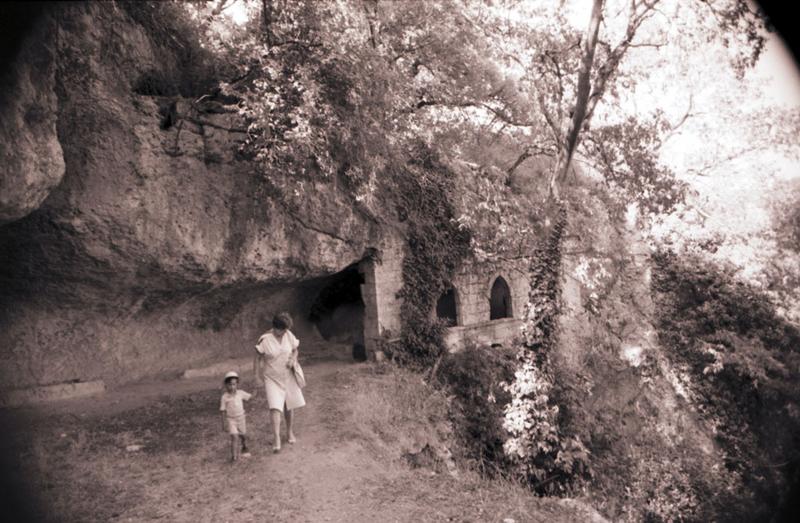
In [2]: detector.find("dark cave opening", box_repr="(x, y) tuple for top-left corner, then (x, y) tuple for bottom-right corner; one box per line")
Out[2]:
(489, 276), (513, 320)
(436, 287), (458, 326)
(308, 263), (365, 358)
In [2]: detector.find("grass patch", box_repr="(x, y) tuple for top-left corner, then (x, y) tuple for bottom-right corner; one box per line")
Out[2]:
(328, 362), (452, 455)
(325, 361), (604, 521)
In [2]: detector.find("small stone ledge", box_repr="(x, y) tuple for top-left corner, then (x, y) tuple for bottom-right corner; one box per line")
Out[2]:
(0, 380), (106, 408)
(182, 357), (253, 380)
(443, 317), (524, 351)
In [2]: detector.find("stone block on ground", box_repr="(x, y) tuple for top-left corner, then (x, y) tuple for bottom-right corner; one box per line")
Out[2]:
(0, 380), (106, 408)
(182, 357), (254, 380)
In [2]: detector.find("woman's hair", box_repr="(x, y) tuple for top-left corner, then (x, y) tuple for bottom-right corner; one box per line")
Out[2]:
(272, 311), (293, 330)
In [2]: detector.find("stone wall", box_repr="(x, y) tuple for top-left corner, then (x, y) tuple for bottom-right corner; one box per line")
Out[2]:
(358, 243), (531, 355)
(0, 5), (64, 225)
(439, 257), (529, 349)
(442, 317), (523, 350)
(360, 236), (404, 354)
(449, 259), (529, 326)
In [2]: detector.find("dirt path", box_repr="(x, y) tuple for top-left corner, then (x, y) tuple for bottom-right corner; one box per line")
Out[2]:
(213, 360), (402, 522)
(2, 357), (605, 523)
(3, 359), (431, 522)
(116, 359), (489, 522)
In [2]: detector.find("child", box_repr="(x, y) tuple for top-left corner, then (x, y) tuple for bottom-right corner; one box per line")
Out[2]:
(220, 371), (252, 461)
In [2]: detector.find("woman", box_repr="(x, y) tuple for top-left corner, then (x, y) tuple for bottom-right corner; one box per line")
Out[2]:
(254, 312), (306, 453)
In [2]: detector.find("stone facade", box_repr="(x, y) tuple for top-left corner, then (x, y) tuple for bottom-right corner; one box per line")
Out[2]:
(359, 240), (531, 354)
(441, 258), (530, 350)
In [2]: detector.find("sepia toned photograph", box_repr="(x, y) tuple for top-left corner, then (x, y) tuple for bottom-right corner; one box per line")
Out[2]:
(1, 1), (798, 521)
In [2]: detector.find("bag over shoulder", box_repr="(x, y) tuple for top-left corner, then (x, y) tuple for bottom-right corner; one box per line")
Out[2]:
(292, 361), (306, 388)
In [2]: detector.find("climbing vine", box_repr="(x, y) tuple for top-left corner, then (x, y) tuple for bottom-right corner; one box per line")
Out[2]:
(502, 206), (592, 495)
(521, 205), (567, 355)
(390, 144), (471, 369)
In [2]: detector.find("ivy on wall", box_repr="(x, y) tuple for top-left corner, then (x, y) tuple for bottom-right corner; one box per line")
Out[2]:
(390, 144), (471, 369)
(522, 205), (567, 355)
(502, 205), (592, 495)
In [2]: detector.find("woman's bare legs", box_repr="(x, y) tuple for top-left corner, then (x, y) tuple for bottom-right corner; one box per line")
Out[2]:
(270, 408), (282, 451)
(285, 407), (296, 443)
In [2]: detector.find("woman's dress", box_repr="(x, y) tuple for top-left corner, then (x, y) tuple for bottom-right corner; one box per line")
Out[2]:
(254, 329), (306, 410)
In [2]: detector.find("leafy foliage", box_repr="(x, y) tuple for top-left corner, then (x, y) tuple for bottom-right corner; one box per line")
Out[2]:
(392, 146), (472, 368)
(773, 179), (800, 253)
(652, 250), (800, 520)
(583, 116), (687, 218)
(520, 206), (567, 354)
(500, 208), (593, 495)
(439, 343), (517, 470)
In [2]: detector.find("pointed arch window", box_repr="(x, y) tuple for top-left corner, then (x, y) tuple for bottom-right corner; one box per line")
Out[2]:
(489, 276), (513, 320)
(436, 287), (458, 326)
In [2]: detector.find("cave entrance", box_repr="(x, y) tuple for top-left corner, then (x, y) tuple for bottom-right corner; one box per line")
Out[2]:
(489, 276), (513, 320)
(308, 263), (366, 360)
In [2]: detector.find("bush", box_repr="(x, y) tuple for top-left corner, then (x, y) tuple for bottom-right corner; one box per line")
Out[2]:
(439, 343), (516, 470)
(501, 345), (592, 496)
(652, 250), (800, 520)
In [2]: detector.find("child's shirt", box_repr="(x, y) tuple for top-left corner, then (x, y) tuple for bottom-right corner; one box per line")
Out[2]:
(220, 390), (252, 418)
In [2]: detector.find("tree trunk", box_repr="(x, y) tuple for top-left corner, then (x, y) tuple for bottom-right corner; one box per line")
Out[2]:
(549, 0), (604, 200)
(363, 0), (380, 49)
(262, 0), (276, 47)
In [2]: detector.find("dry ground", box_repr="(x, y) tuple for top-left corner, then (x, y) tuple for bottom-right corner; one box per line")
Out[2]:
(0, 354), (604, 522)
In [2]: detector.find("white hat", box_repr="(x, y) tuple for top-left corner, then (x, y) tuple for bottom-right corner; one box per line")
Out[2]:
(224, 371), (239, 380)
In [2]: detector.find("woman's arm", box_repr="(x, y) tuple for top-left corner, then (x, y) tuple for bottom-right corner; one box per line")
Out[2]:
(288, 331), (300, 367)
(253, 351), (265, 386)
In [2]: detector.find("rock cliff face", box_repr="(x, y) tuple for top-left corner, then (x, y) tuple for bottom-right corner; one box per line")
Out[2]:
(555, 184), (724, 518)
(0, 3), (382, 390)
(0, 4), (64, 225)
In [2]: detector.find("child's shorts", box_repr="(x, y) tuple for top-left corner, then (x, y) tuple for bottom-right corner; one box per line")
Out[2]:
(226, 414), (247, 435)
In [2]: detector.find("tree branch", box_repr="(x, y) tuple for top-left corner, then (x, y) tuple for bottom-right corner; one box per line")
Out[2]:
(507, 145), (555, 176)
(685, 144), (762, 176)
(537, 91), (562, 146)
(584, 0), (661, 125)
(362, 0), (379, 49)
(662, 94), (695, 141)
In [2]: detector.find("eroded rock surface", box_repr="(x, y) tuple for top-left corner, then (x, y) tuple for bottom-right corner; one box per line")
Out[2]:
(0, 10), (64, 225)
(0, 3), (382, 389)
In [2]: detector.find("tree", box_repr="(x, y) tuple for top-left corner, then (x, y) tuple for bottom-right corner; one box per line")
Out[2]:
(189, 0), (774, 236)
(469, 0), (768, 203)
(550, 0), (603, 199)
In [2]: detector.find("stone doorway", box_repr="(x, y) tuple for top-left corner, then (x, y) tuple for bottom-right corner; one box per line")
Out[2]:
(308, 263), (365, 359)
